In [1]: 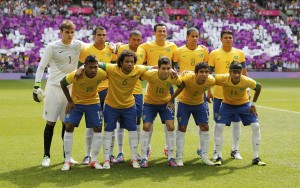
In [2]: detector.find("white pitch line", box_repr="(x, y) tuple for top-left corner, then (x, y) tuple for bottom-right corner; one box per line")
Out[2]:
(260, 99), (300, 102)
(257, 105), (300, 114)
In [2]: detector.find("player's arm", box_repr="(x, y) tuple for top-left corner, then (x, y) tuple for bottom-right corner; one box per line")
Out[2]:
(206, 66), (215, 103)
(60, 76), (75, 114)
(167, 81), (185, 111)
(33, 44), (52, 102)
(249, 83), (261, 116)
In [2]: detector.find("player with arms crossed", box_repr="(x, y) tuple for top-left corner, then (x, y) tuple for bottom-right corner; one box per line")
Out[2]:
(168, 62), (215, 166)
(214, 62), (266, 166)
(139, 57), (182, 168)
(60, 55), (107, 171)
(208, 30), (248, 161)
(33, 20), (84, 167)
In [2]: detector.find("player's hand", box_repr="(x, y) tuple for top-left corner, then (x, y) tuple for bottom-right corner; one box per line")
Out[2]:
(246, 88), (251, 100)
(249, 105), (258, 117)
(166, 100), (175, 112)
(65, 101), (76, 115)
(74, 66), (84, 80)
(206, 90), (214, 103)
(33, 86), (45, 102)
(169, 68), (178, 79)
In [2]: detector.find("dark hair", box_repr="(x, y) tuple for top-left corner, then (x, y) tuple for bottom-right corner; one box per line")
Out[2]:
(229, 61), (242, 70)
(117, 50), (137, 67)
(59, 20), (76, 32)
(158, 56), (171, 68)
(130, 30), (142, 38)
(84, 55), (98, 65)
(195, 62), (209, 73)
(92, 26), (106, 35)
(187, 27), (199, 36)
(221, 30), (233, 38)
(154, 23), (167, 32)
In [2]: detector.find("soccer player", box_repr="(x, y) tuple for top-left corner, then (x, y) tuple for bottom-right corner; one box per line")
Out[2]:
(137, 23), (178, 157)
(60, 55), (108, 171)
(114, 30), (143, 163)
(33, 20), (84, 167)
(168, 62), (215, 166)
(78, 26), (118, 165)
(173, 27), (209, 157)
(97, 50), (152, 169)
(208, 30), (248, 160)
(213, 62), (266, 166)
(139, 57), (182, 168)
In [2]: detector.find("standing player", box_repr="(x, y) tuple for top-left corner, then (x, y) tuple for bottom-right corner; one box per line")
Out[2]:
(33, 20), (84, 167)
(78, 26), (118, 165)
(168, 62), (215, 166)
(60, 55), (107, 171)
(139, 57), (182, 168)
(114, 30), (143, 163)
(137, 23), (178, 157)
(214, 62), (266, 166)
(173, 27), (209, 157)
(95, 50), (152, 169)
(208, 30), (248, 161)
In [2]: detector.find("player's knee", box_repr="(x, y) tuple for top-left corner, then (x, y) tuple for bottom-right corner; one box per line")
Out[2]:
(93, 126), (102, 133)
(165, 121), (175, 131)
(143, 123), (152, 131)
(178, 125), (187, 132)
(199, 124), (209, 131)
(216, 123), (225, 131)
(250, 122), (260, 132)
(65, 123), (74, 132)
(47, 121), (56, 126)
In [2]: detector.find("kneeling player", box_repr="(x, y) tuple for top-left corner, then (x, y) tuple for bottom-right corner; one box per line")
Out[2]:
(60, 55), (107, 171)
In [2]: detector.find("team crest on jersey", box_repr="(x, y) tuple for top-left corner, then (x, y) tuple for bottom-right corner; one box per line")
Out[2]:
(199, 54), (204, 58)
(131, 75), (136, 78)
(240, 88), (245, 91)
(234, 56), (238, 60)
(107, 53), (111, 57)
(167, 83), (172, 87)
(203, 87), (208, 91)
(97, 80), (101, 84)
(166, 48), (171, 53)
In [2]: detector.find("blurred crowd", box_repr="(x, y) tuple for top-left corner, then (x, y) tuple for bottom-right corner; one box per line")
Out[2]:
(0, 0), (299, 73)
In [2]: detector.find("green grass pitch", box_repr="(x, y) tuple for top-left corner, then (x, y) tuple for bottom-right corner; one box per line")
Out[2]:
(0, 78), (299, 187)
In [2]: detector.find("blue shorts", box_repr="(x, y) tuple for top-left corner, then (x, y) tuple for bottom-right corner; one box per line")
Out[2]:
(142, 103), (174, 123)
(103, 104), (137, 132)
(217, 102), (258, 126)
(64, 103), (102, 128)
(213, 98), (240, 124)
(134, 94), (143, 121)
(177, 102), (208, 126)
(98, 89), (108, 109)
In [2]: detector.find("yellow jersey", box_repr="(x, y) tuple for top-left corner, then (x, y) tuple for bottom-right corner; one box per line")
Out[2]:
(208, 47), (245, 99)
(65, 69), (107, 105)
(173, 45), (209, 73)
(215, 74), (257, 105)
(100, 63), (150, 109)
(117, 44), (142, 95)
(179, 73), (215, 105)
(141, 69), (182, 104)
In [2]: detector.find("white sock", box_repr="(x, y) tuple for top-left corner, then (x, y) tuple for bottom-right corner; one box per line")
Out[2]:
(85, 128), (93, 157)
(91, 132), (102, 162)
(251, 123), (261, 159)
(64, 131), (73, 162)
(110, 129), (116, 156)
(129, 131), (138, 160)
(213, 122), (217, 151)
(176, 131), (185, 160)
(200, 130), (210, 159)
(148, 123), (154, 150)
(140, 130), (150, 159)
(116, 127), (125, 154)
(103, 131), (113, 161)
(164, 124), (168, 149)
(167, 131), (175, 159)
(232, 121), (241, 151)
(215, 123), (225, 158)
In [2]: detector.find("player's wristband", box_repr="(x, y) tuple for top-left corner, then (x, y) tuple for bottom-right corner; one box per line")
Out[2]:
(34, 82), (41, 88)
(251, 102), (256, 106)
